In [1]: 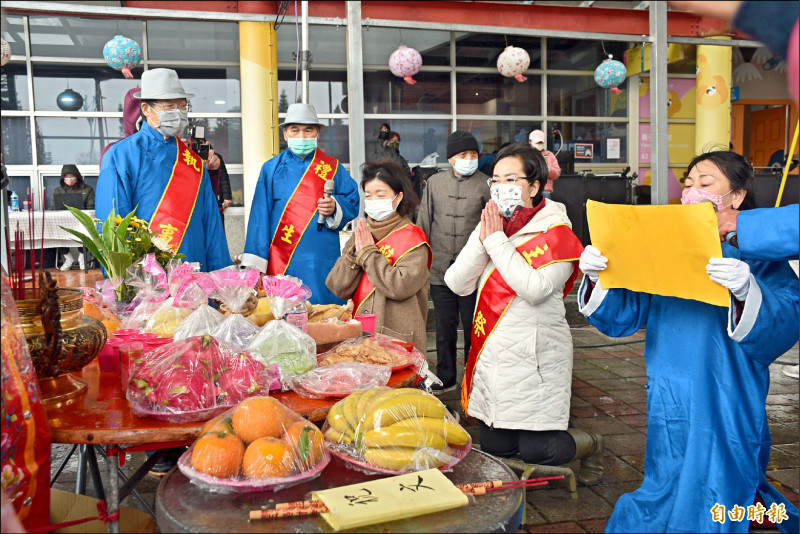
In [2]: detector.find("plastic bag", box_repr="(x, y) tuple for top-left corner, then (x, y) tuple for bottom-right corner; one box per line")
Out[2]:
(126, 335), (272, 423)
(321, 386), (471, 475)
(208, 266), (262, 349)
(210, 314), (261, 351)
(123, 255), (171, 330)
(174, 305), (226, 341)
(286, 362), (391, 399)
(245, 320), (316, 389)
(420, 152), (439, 167)
(261, 275), (312, 318)
(177, 396), (330, 492)
(317, 333), (426, 372)
(144, 296), (193, 337)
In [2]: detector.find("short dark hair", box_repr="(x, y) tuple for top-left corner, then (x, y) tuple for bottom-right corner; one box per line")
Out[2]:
(360, 160), (420, 218)
(493, 142), (548, 191)
(687, 150), (755, 211)
(138, 99), (155, 131)
(389, 131), (401, 142)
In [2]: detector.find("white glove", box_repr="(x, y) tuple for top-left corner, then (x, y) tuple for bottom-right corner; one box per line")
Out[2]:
(707, 257), (751, 301)
(579, 245), (608, 284)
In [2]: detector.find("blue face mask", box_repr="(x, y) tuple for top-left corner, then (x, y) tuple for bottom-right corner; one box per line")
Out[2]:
(288, 137), (317, 157)
(453, 158), (478, 176)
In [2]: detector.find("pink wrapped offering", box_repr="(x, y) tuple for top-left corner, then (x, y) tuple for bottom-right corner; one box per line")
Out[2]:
(286, 362), (391, 399)
(126, 335), (273, 423)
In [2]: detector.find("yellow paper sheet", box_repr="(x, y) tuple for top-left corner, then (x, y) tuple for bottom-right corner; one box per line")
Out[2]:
(586, 200), (728, 307)
(312, 468), (469, 531)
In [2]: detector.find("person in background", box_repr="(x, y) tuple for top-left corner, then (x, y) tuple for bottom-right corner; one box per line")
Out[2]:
(387, 131), (413, 180)
(240, 103), (360, 305)
(417, 130), (491, 395)
(97, 69), (231, 272)
(99, 87), (140, 165)
(478, 141), (511, 176)
(579, 150), (798, 533)
(529, 130), (561, 198)
(54, 164), (95, 271)
(196, 137), (232, 227)
(365, 122), (395, 163)
(444, 143), (602, 485)
(327, 160), (431, 351)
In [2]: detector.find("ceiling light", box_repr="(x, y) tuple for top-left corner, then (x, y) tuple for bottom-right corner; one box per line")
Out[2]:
(214, 100), (226, 105)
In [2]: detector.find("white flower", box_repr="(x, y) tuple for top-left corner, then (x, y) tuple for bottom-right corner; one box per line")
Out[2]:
(152, 236), (172, 252)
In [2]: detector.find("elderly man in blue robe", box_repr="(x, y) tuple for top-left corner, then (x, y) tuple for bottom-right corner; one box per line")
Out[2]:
(240, 104), (360, 305)
(96, 68), (231, 271)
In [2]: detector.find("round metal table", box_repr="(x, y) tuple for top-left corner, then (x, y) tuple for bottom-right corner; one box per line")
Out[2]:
(156, 449), (523, 533)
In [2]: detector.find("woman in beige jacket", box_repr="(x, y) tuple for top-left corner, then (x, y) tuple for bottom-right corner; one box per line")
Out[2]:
(326, 161), (431, 351)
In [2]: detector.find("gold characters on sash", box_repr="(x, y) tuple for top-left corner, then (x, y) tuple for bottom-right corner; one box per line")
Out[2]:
(315, 160), (333, 180)
(522, 243), (549, 265)
(379, 244), (395, 260)
(473, 310), (487, 337)
(281, 224), (296, 244)
(158, 223), (178, 244)
(182, 149), (201, 172)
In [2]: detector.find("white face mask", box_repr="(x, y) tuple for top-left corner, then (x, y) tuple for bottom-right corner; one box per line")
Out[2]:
(364, 194), (398, 221)
(153, 108), (182, 138)
(491, 183), (524, 218)
(532, 143), (545, 152)
(452, 158), (478, 176)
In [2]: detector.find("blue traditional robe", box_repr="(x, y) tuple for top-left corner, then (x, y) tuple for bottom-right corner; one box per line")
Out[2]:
(738, 204), (799, 262)
(96, 122), (232, 272)
(579, 242), (799, 534)
(242, 149), (360, 305)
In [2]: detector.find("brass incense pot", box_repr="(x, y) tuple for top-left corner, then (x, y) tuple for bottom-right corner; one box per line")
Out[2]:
(15, 271), (107, 404)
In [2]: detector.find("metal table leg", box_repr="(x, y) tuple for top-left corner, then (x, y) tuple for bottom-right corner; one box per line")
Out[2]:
(85, 446), (106, 501)
(51, 444), (78, 487)
(76, 445), (88, 495)
(106, 448), (120, 534)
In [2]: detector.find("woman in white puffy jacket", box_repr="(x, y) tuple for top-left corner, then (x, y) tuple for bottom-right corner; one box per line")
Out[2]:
(444, 143), (604, 486)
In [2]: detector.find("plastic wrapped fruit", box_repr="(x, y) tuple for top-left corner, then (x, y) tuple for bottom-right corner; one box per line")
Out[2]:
(321, 387), (471, 475)
(179, 396), (330, 492)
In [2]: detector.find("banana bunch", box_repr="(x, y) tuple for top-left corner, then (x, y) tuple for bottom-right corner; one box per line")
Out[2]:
(323, 387), (470, 472)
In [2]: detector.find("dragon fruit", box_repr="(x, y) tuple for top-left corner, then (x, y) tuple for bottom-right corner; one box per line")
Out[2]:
(151, 367), (218, 412)
(216, 352), (270, 404)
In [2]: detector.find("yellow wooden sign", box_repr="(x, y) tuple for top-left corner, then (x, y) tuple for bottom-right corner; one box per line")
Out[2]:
(312, 468), (469, 531)
(626, 43), (686, 76)
(586, 200), (728, 307)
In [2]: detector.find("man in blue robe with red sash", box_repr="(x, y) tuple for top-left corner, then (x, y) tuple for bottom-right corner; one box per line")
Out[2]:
(240, 104), (360, 305)
(97, 69), (231, 272)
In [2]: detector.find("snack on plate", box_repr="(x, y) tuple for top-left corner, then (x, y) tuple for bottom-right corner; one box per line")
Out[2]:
(285, 362), (391, 399)
(126, 335), (272, 422)
(306, 301), (354, 323)
(321, 387), (471, 474)
(317, 334), (425, 370)
(178, 396), (330, 492)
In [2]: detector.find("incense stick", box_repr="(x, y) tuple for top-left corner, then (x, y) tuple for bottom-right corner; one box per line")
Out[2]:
(29, 193), (35, 295)
(40, 187), (46, 296)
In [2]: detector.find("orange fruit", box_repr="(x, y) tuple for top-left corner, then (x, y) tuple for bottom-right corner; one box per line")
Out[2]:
(232, 397), (289, 444)
(191, 430), (245, 479)
(283, 421), (325, 470)
(242, 437), (294, 479)
(201, 416), (234, 437)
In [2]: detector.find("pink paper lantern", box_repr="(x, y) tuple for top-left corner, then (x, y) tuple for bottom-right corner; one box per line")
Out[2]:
(497, 45), (530, 83)
(1, 39), (10, 67)
(389, 45), (422, 85)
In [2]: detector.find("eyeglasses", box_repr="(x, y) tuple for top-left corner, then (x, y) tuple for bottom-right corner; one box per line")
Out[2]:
(150, 102), (191, 112)
(487, 175), (528, 187)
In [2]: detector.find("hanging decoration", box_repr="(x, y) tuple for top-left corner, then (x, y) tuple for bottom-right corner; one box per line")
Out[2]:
(594, 55), (626, 95)
(103, 34), (142, 79)
(1, 39), (10, 67)
(497, 45), (530, 83)
(57, 88), (84, 111)
(389, 45), (422, 85)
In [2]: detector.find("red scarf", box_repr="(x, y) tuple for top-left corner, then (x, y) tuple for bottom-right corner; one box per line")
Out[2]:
(502, 197), (545, 236)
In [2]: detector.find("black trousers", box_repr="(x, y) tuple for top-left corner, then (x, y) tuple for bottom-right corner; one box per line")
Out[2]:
(430, 284), (477, 388)
(478, 421), (576, 466)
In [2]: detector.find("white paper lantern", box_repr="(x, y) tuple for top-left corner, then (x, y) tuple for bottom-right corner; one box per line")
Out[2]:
(389, 45), (422, 85)
(1, 40), (11, 67)
(497, 46), (530, 83)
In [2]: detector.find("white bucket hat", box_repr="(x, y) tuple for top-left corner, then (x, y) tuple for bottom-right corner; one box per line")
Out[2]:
(134, 68), (195, 100)
(280, 103), (323, 128)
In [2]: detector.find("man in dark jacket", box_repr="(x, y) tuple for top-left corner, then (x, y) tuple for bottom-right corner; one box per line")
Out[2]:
(54, 164), (95, 270)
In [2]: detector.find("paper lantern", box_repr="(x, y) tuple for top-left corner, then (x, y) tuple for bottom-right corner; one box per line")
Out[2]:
(1, 39), (10, 67)
(594, 55), (627, 95)
(103, 34), (142, 79)
(497, 46), (530, 83)
(389, 45), (422, 85)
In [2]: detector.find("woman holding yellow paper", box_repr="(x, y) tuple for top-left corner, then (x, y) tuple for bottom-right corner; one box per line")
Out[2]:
(443, 144), (604, 486)
(578, 150), (799, 533)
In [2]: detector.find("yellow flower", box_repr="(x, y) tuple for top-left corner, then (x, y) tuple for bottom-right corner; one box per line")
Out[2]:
(114, 215), (123, 225)
(135, 238), (142, 242)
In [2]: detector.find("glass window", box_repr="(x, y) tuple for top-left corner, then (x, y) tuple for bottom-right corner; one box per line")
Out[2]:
(547, 75), (628, 117)
(555, 121), (628, 163)
(277, 119), (350, 164)
(278, 70), (348, 114)
(186, 118), (242, 165)
(35, 117), (124, 165)
(547, 39), (628, 71)
(32, 64), (142, 112)
(171, 67), (241, 113)
(43, 175), (98, 209)
(2, 117), (32, 165)
(456, 73), (541, 116)
(364, 71), (450, 115)
(1, 63), (30, 111)
(365, 118), (451, 165)
(227, 173), (244, 207)
(2, 13), (26, 56)
(29, 16), (142, 58)
(277, 24), (346, 65)
(455, 33), (541, 69)
(362, 28), (450, 67)
(455, 120), (543, 156)
(147, 21), (239, 61)
(6, 177), (32, 200)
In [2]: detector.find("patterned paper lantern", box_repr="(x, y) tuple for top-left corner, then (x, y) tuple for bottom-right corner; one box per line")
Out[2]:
(103, 34), (142, 79)
(594, 55), (627, 95)
(497, 46), (530, 83)
(389, 45), (422, 85)
(1, 39), (11, 67)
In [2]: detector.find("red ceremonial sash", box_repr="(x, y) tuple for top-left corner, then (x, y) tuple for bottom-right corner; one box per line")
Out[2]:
(267, 149), (338, 275)
(352, 224), (432, 314)
(460, 224), (584, 415)
(150, 137), (204, 253)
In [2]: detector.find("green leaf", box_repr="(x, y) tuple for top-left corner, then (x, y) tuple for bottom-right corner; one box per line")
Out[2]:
(58, 227), (109, 272)
(65, 205), (101, 240)
(298, 428), (311, 462)
(115, 208), (137, 240)
(106, 250), (133, 279)
(102, 209), (117, 252)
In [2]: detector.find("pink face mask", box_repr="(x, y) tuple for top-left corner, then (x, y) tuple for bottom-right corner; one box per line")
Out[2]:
(680, 186), (733, 211)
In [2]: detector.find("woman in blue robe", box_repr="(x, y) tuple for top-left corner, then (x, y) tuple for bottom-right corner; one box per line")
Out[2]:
(578, 151), (799, 533)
